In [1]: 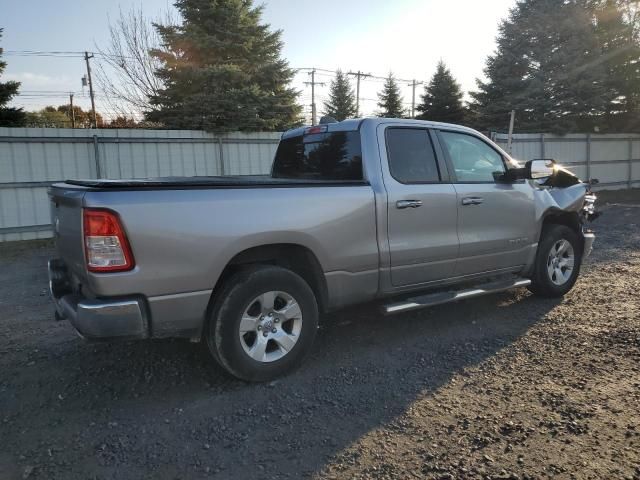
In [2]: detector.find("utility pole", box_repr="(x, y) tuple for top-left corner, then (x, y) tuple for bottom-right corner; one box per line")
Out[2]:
(348, 70), (372, 117)
(507, 109), (516, 154)
(84, 51), (97, 128)
(303, 68), (325, 125)
(69, 93), (75, 128)
(409, 79), (423, 118)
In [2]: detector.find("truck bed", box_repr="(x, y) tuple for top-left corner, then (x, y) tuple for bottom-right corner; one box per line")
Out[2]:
(61, 176), (368, 190)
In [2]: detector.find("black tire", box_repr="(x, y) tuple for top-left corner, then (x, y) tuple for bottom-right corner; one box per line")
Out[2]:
(205, 265), (318, 382)
(528, 224), (582, 298)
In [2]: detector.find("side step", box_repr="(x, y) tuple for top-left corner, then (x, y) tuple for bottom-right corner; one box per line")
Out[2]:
(383, 277), (531, 315)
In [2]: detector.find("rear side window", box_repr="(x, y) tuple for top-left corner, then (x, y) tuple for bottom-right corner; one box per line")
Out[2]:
(386, 128), (440, 183)
(272, 131), (363, 180)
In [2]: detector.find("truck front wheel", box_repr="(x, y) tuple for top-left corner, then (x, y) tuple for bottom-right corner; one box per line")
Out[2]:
(528, 224), (582, 298)
(205, 265), (319, 382)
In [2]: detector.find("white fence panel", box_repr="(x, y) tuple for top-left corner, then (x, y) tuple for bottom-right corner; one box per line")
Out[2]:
(0, 128), (281, 242)
(494, 132), (640, 191)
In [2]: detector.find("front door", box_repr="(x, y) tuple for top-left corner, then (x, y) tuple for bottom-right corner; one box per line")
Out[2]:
(381, 126), (459, 287)
(436, 130), (536, 276)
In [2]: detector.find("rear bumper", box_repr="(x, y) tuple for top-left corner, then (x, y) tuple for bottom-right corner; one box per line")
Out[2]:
(48, 259), (149, 340)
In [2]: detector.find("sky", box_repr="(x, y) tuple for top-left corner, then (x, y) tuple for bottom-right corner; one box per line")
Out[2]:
(2, 0), (516, 122)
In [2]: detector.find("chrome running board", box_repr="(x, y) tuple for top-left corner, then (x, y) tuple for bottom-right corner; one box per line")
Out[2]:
(383, 277), (531, 315)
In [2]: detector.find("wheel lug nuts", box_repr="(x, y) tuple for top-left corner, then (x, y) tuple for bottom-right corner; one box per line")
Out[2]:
(257, 325), (262, 330)
(272, 328), (277, 333)
(274, 318), (279, 323)
(263, 332), (268, 337)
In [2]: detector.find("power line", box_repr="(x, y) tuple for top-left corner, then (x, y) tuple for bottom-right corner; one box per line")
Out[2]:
(303, 68), (325, 125)
(8, 49), (440, 120)
(7, 50), (432, 89)
(6, 50), (430, 83)
(4, 50), (85, 58)
(408, 79), (424, 118)
(347, 71), (372, 117)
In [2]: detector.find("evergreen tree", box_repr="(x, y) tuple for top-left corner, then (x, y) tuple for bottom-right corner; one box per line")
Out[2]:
(417, 61), (465, 124)
(0, 28), (25, 127)
(323, 70), (357, 121)
(469, 0), (613, 133)
(590, 0), (640, 131)
(147, 0), (301, 132)
(376, 73), (405, 118)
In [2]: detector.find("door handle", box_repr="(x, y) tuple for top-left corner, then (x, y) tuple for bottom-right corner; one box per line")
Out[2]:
(396, 199), (423, 209)
(461, 197), (484, 205)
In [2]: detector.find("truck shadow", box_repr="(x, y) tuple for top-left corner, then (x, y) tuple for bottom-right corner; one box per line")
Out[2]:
(2, 280), (563, 479)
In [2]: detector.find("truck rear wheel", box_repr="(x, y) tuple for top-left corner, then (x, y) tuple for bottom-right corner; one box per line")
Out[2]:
(528, 224), (582, 298)
(205, 265), (318, 382)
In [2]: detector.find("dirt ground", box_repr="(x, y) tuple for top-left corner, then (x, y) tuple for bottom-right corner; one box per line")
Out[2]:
(0, 189), (639, 480)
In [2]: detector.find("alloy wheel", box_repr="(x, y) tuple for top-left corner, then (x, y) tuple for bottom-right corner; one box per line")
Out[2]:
(238, 291), (303, 362)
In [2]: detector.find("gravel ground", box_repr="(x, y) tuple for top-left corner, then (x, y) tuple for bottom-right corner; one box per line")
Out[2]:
(1, 189), (639, 480)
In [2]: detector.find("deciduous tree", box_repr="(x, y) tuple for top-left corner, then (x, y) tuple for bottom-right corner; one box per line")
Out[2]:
(55, 105), (104, 128)
(95, 7), (169, 117)
(25, 107), (72, 128)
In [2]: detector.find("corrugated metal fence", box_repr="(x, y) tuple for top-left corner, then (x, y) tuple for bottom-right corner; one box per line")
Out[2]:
(2, 128), (640, 242)
(493, 132), (640, 190)
(0, 128), (280, 242)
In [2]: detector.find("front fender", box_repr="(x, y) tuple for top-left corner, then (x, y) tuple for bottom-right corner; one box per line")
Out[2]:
(521, 181), (594, 278)
(533, 182), (589, 224)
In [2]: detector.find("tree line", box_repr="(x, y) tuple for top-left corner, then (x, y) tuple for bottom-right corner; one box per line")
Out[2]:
(321, 62), (465, 124)
(1, 0), (639, 133)
(14, 104), (154, 129)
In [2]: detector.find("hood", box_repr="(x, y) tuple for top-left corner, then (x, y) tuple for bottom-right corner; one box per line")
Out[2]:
(531, 164), (598, 221)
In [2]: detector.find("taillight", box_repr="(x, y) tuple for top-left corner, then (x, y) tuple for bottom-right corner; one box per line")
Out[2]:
(83, 208), (135, 272)
(304, 125), (327, 135)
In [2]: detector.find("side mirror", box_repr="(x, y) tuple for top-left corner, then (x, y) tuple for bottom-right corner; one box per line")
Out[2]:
(526, 159), (555, 179)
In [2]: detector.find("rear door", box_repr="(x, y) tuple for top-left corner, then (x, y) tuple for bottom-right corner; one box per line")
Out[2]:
(380, 126), (459, 287)
(435, 130), (536, 276)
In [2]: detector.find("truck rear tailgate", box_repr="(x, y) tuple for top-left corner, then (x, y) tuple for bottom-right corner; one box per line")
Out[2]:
(48, 183), (151, 340)
(48, 184), (88, 285)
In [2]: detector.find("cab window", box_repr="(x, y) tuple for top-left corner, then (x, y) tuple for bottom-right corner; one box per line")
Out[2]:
(386, 128), (441, 183)
(439, 131), (505, 182)
(272, 131), (363, 180)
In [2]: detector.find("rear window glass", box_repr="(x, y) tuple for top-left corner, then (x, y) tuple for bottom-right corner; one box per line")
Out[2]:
(272, 131), (363, 180)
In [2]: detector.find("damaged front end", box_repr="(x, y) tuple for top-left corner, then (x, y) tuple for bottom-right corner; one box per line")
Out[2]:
(530, 160), (600, 258)
(540, 162), (601, 221)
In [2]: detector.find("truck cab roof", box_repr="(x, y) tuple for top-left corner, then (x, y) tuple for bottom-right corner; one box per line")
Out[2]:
(281, 117), (478, 139)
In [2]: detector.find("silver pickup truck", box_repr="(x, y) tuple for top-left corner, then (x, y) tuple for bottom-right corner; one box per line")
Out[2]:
(48, 118), (597, 381)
